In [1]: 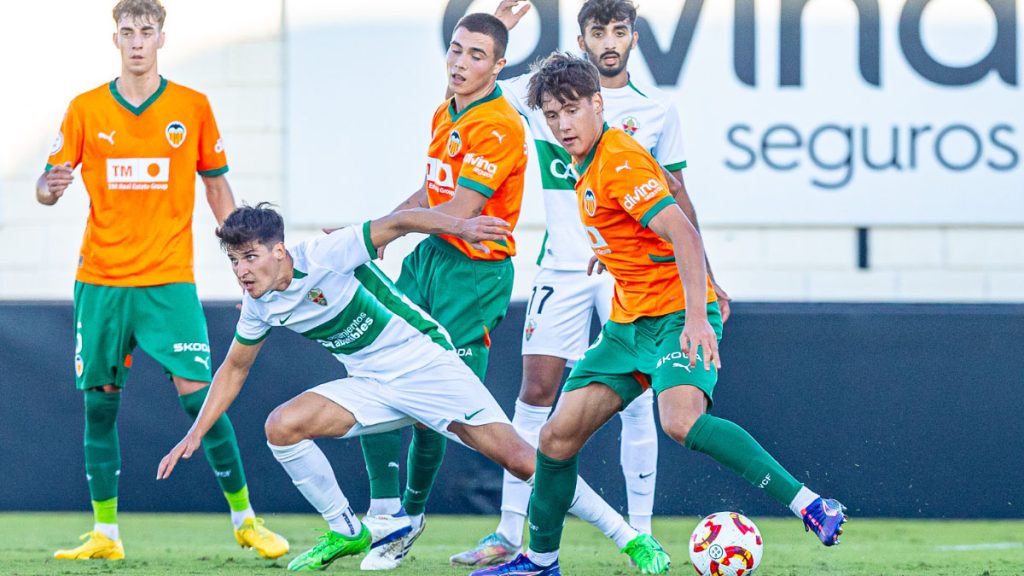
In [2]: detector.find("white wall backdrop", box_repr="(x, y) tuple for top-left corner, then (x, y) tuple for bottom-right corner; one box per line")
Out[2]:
(1, 0), (1022, 301)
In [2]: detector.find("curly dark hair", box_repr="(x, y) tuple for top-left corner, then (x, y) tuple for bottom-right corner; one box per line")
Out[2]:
(216, 202), (284, 251)
(527, 52), (601, 110)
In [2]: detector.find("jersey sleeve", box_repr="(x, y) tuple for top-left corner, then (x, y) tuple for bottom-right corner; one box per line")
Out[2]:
(235, 298), (271, 345)
(308, 222), (375, 275)
(45, 102), (83, 172)
(606, 151), (676, 228)
(498, 73), (532, 116)
(457, 115), (525, 198)
(652, 101), (687, 173)
(197, 96), (229, 177)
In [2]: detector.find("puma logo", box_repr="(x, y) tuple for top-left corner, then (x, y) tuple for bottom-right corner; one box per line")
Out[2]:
(615, 160), (631, 172)
(491, 130), (506, 143)
(194, 355), (210, 369)
(98, 131), (116, 145)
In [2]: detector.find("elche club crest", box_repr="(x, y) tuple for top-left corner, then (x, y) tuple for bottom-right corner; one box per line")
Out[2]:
(583, 188), (597, 216)
(447, 130), (463, 157)
(166, 121), (187, 148)
(306, 288), (328, 306)
(524, 318), (537, 341)
(621, 116), (639, 136)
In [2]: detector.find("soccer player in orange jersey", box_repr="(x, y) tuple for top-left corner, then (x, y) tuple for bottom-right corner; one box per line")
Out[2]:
(473, 53), (848, 576)
(36, 0), (286, 561)
(358, 13), (647, 571)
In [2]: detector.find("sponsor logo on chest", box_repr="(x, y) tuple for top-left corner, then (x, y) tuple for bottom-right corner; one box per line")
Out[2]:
(426, 156), (455, 195)
(106, 158), (170, 190)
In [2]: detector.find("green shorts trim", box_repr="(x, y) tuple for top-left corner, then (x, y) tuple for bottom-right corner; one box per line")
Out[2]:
(563, 301), (723, 408)
(395, 236), (513, 380)
(73, 282), (212, 390)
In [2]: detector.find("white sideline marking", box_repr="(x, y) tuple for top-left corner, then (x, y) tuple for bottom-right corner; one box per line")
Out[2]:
(936, 543), (1023, 552)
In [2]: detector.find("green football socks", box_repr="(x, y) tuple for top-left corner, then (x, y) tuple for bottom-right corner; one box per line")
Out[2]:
(361, 431), (403, 499)
(402, 427), (447, 516)
(84, 390), (121, 508)
(684, 414), (803, 506)
(528, 450), (579, 553)
(178, 386), (247, 494)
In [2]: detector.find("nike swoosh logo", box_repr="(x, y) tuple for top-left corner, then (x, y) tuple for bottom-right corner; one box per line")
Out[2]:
(639, 471), (655, 479)
(278, 312), (293, 325)
(464, 408), (485, 420)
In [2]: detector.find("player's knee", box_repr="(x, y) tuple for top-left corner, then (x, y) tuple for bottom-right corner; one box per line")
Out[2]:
(661, 413), (700, 445)
(538, 421), (581, 461)
(264, 405), (305, 446)
(519, 383), (558, 407)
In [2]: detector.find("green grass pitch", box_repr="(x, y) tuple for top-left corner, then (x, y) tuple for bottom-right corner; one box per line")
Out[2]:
(1, 513), (1022, 575)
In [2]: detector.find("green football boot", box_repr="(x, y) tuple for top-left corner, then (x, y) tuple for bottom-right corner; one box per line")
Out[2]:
(621, 532), (671, 575)
(287, 524), (371, 571)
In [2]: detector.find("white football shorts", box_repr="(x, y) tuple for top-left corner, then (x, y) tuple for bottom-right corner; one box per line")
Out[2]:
(520, 267), (615, 364)
(309, 350), (510, 444)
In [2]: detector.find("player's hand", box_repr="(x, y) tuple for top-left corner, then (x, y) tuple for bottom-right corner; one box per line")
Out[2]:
(679, 318), (720, 371)
(494, 0), (532, 31)
(587, 255), (606, 275)
(457, 215), (510, 253)
(712, 282), (731, 323)
(45, 161), (74, 199)
(157, 430), (203, 480)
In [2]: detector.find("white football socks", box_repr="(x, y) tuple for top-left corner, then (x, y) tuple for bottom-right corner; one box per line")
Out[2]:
(789, 486), (820, 517)
(230, 506), (255, 529)
(269, 439), (360, 536)
(568, 476), (639, 549)
(367, 497), (402, 517)
(497, 399), (551, 547)
(620, 389), (658, 531)
(94, 522), (119, 540)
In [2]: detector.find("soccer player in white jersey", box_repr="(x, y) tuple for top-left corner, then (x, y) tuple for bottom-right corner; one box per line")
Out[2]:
(156, 203), (669, 572)
(451, 0), (731, 566)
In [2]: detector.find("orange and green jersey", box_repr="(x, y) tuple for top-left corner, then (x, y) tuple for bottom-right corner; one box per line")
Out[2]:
(575, 125), (716, 323)
(45, 77), (228, 287)
(424, 85), (527, 260)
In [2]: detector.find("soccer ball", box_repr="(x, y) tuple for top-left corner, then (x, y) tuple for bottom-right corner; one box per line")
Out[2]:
(689, 512), (764, 576)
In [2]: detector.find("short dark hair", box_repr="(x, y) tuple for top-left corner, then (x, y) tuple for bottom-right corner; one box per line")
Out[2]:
(455, 13), (509, 60)
(216, 202), (284, 251)
(527, 52), (601, 110)
(577, 0), (638, 34)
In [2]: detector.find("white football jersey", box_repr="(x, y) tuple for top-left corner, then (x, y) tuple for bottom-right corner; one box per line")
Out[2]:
(235, 224), (453, 380)
(499, 73), (687, 270)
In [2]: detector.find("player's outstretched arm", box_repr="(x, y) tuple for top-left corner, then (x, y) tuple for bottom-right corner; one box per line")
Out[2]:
(36, 162), (74, 205)
(202, 174), (237, 226)
(664, 168), (731, 322)
(648, 205), (721, 371)
(157, 338), (264, 480)
(391, 181), (430, 214)
(369, 208), (510, 252)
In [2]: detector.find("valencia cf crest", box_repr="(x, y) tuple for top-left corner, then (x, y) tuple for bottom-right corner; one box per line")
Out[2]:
(306, 288), (328, 306)
(166, 121), (187, 148)
(621, 116), (639, 137)
(447, 130), (463, 156)
(583, 189), (597, 217)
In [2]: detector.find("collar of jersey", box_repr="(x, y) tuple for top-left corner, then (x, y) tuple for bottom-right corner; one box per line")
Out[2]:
(447, 84), (503, 123)
(109, 76), (168, 116)
(575, 122), (610, 176)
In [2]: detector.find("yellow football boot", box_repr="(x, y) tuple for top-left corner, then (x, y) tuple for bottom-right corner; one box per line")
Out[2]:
(54, 531), (125, 560)
(235, 517), (289, 559)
